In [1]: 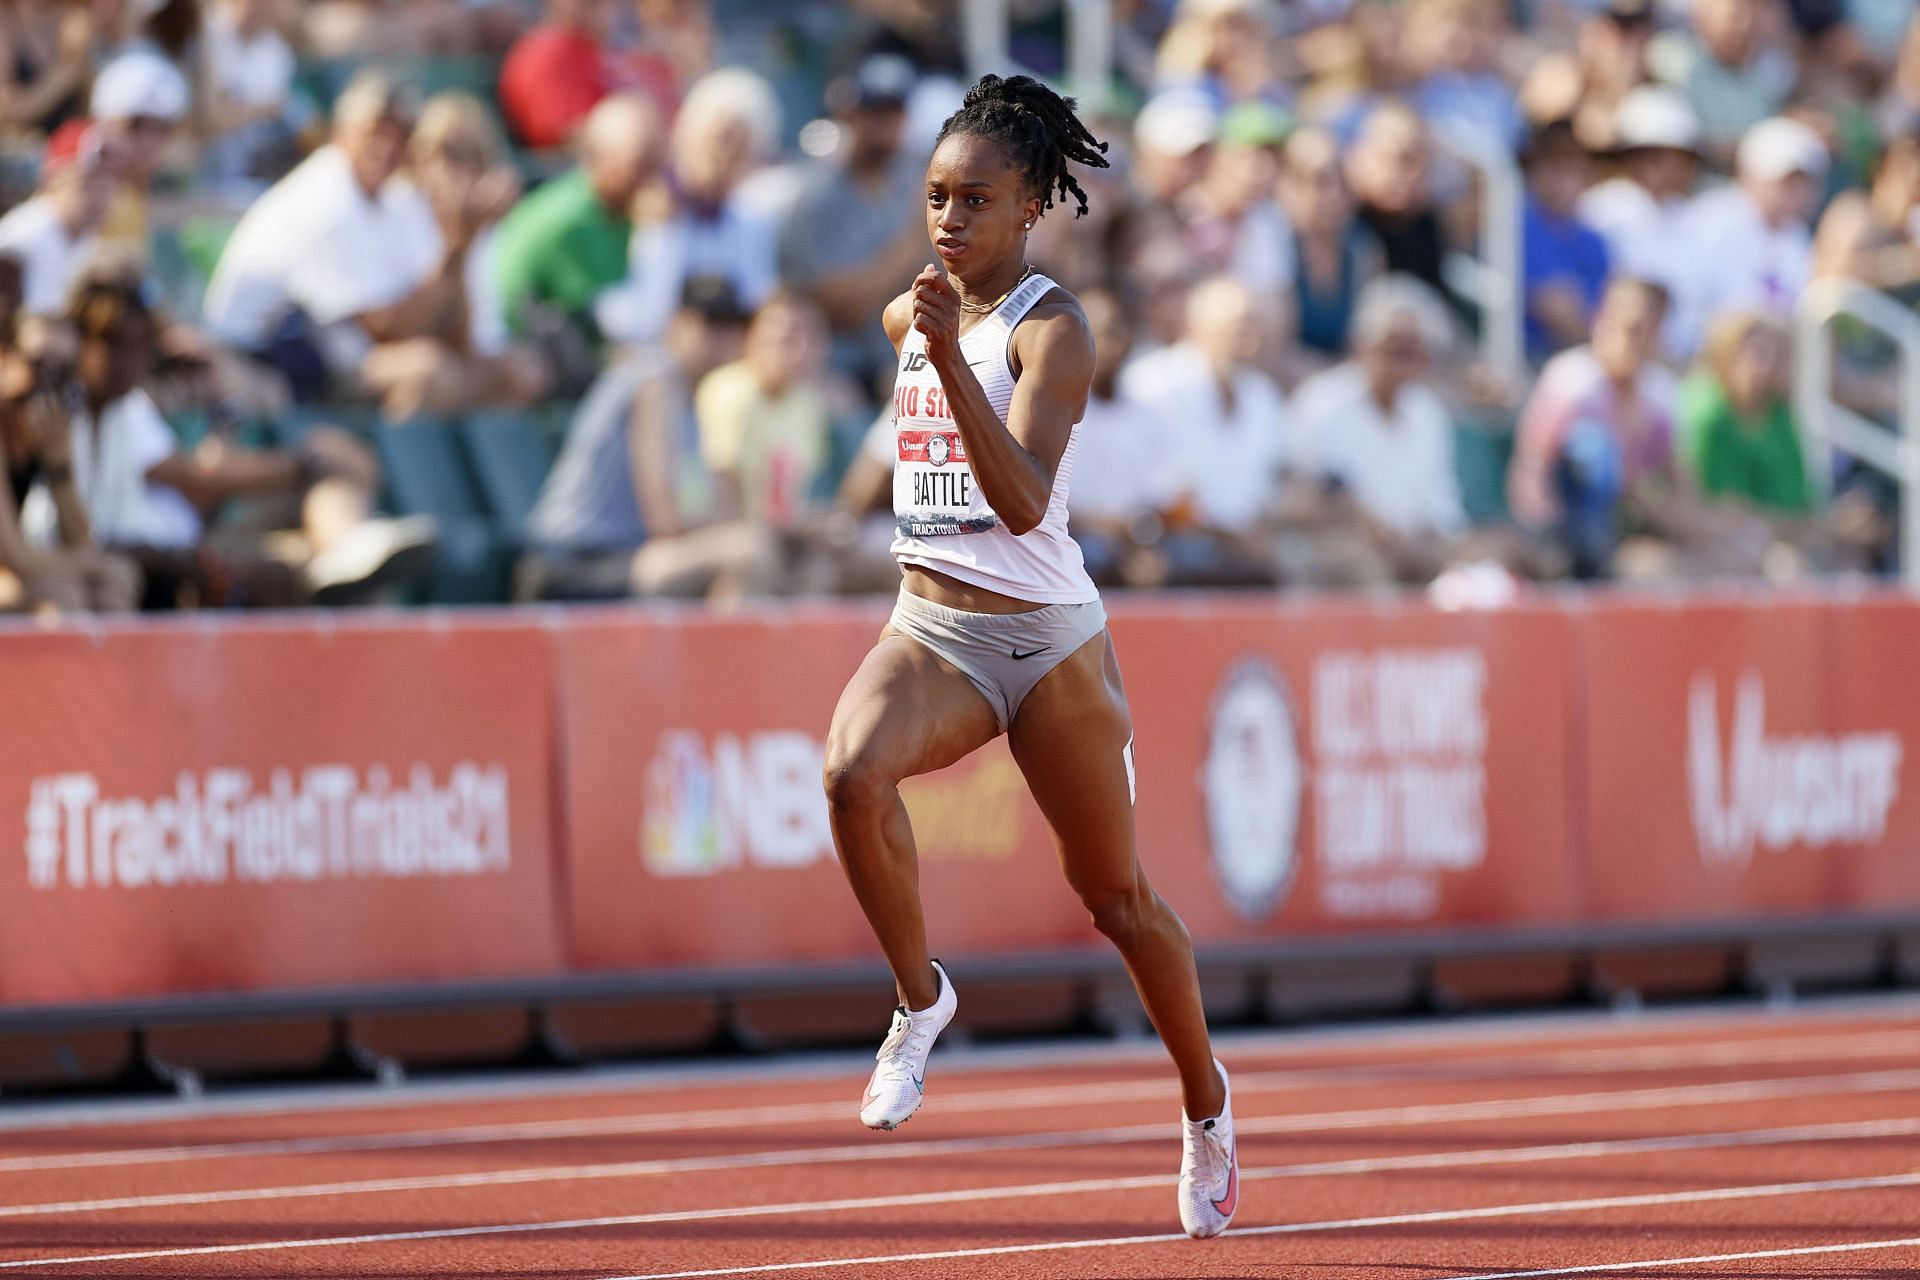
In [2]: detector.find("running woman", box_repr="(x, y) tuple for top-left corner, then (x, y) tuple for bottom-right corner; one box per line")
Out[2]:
(822, 74), (1239, 1239)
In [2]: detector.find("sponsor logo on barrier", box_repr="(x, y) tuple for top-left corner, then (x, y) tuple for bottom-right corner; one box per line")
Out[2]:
(1311, 648), (1489, 920)
(1687, 672), (1902, 867)
(642, 731), (1024, 877)
(23, 764), (512, 891)
(1201, 660), (1303, 921)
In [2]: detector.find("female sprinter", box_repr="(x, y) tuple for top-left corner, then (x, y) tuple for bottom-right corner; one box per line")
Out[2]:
(821, 74), (1238, 1239)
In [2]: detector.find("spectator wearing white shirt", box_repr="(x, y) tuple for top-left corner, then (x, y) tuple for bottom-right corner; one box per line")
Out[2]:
(0, 130), (120, 318)
(1117, 275), (1288, 586)
(203, 69), (520, 417)
(1578, 87), (1704, 361)
(1673, 115), (1826, 359)
(599, 67), (781, 347)
(1292, 276), (1467, 584)
(202, 0), (301, 186)
(26, 276), (434, 608)
(1065, 289), (1177, 586)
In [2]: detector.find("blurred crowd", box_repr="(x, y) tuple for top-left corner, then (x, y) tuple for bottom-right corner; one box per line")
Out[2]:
(0, 0), (1916, 614)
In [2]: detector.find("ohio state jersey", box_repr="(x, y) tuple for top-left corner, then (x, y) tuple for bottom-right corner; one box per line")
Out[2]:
(889, 271), (1096, 604)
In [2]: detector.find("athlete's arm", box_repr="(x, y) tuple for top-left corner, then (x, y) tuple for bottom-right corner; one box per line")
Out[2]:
(912, 268), (1093, 536)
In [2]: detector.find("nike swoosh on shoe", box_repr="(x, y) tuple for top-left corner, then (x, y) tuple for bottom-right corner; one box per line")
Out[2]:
(1211, 1154), (1238, 1216)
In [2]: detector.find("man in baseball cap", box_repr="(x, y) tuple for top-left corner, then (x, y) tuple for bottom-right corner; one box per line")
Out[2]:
(1675, 115), (1829, 355)
(89, 49), (191, 259)
(1578, 87), (1704, 359)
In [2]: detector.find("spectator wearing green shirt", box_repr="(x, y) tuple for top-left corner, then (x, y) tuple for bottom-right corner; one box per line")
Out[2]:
(1679, 311), (1889, 574)
(1679, 311), (1811, 515)
(492, 92), (664, 390)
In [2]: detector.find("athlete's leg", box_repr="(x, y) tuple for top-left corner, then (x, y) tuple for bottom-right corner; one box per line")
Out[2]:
(1008, 633), (1226, 1120)
(824, 632), (1000, 1010)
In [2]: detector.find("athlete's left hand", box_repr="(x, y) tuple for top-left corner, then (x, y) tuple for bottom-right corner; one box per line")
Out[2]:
(910, 265), (962, 356)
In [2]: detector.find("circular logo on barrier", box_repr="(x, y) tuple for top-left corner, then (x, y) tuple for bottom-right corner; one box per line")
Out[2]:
(1201, 659), (1303, 922)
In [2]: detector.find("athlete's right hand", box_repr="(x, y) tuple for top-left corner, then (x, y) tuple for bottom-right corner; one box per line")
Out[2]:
(910, 265), (961, 356)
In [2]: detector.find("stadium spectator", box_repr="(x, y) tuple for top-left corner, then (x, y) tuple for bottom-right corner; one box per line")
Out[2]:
(694, 292), (839, 530)
(1179, 101), (1295, 295)
(1674, 114), (1826, 357)
(1280, 125), (1384, 375)
(599, 67), (782, 345)
(1565, 0), (1658, 150)
(493, 92), (663, 388)
(0, 129), (120, 318)
(201, 0), (301, 187)
(1813, 132), (1920, 295)
(204, 70), (518, 415)
(0, 254), (141, 612)
(498, 0), (620, 150)
(1678, 311), (1810, 514)
(1292, 275), (1468, 584)
(0, 0), (96, 136)
(20, 276), (431, 608)
(404, 90), (550, 412)
(1347, 104), (1459, 307)
(88, 48), (190, 262)
(615, 0), (712, 112)
(1064, 287), (1174, 586)
(1509, 275), (1684, 576)
(1118, 275), (1288, 586)
(777, 54), (925, 397)
(522, 277), (776, 601)
(1406, 0), (1525, 149)
(1520, 119), (1611, 363)
(1578, 87), (1704, 359)
(1650, 0), (1793, 164)
(1153, 0), (1285, 108)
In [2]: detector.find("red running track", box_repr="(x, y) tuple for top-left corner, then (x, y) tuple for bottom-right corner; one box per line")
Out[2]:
(1, 997), (1918, 1278)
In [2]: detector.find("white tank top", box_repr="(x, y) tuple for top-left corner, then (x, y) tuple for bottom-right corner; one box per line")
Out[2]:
(889, 271), (1097, 605)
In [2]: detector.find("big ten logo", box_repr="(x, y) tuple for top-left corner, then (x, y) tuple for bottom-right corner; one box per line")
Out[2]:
(1310, 648), (1488, 920)
(1687, 672), (1902, 867)
(891, 382), (953, 422)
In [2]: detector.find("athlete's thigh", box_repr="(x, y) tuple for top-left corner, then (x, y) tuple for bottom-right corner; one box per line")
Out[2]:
(826, 630), (1002, 783)
(1006, 631), (1140, 893)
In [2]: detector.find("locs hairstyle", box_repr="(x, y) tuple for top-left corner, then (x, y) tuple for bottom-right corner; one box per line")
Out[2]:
(934, 75), (1111, 218)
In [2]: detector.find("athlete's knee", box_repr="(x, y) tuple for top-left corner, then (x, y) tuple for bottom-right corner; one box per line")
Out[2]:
(1081, 881), (1152, 948)
(821, 747), (896, 819)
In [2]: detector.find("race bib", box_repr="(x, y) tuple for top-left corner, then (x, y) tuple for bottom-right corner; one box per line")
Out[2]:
(895, 428), (999, 536)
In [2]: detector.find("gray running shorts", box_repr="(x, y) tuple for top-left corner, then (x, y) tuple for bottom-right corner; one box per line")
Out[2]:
(887, 588), (1109, 732)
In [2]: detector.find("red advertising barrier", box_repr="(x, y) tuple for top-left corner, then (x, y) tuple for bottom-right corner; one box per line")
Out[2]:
(1579, 595), (1919, 923)
(3, 589), (1916, 1012)
(0, 619), (565, 1006)
(558, 598), (1582, 972)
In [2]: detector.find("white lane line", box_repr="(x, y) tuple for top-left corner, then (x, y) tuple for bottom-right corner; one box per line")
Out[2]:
(8, 999), (1916, 1136)
(6, 1142), (1918, 1273)
(607, 1172), (1920, 1279)
(6, 1069), (1918, 1221)
(7, 1028), (1916, 1176)
(1440, 1236), (1920, 1279)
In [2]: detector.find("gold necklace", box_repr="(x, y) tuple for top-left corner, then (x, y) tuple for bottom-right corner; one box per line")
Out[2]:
(958, 265), (1035, 314)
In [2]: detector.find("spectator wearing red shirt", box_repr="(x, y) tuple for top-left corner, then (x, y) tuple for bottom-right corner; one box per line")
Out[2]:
(499, 0), (619, 150)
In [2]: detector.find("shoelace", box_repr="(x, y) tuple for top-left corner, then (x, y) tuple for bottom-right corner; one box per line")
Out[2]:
(1183, 1120), (1228, 1184)
(874, 1010), (928, 1075)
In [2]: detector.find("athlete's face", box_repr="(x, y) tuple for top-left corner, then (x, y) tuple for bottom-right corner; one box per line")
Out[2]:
(924, 132), (1042, 283)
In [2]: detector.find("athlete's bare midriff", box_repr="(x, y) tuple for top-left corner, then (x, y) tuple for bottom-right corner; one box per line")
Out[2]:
(901, 565), (1046, 614)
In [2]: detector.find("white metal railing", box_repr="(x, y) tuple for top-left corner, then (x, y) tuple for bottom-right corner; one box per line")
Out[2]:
(1433, 119), (1525, 382)
(964, 0), (1114, 115)
(1794, 277), (1920, 586)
